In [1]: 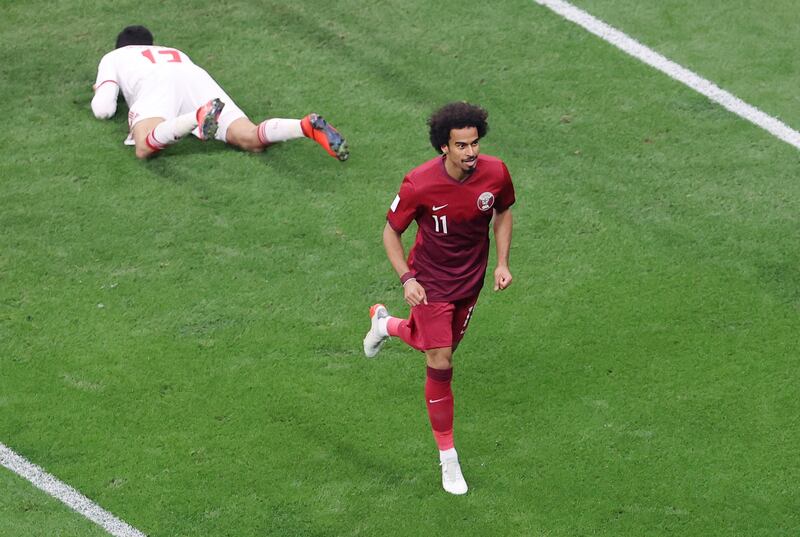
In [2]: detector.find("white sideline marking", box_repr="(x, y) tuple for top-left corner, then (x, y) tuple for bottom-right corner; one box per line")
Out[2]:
(0, 441), (147, 537)
(535, 0), (800, 150)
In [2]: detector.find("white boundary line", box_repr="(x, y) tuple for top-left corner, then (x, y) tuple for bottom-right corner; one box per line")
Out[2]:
(0, 441), (147, 537)
(535, 0), (800, 150)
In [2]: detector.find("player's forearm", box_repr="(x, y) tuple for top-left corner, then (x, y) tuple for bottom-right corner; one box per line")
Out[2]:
(493, 208), (513, 266)
(91, 82), (119, 119)
(382, 222), (411, 277)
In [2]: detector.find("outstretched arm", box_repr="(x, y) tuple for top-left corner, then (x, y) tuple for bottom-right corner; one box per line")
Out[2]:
(493, 208), (513, 291)
(383, 222), (427, 306)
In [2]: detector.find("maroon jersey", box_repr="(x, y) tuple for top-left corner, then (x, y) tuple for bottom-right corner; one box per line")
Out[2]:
(387, 154), (515, 302)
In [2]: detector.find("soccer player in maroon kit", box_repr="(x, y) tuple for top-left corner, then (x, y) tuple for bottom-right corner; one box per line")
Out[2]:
(363, 102), (515, 495)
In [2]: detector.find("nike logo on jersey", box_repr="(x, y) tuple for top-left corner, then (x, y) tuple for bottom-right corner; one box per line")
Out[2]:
(432, 204), (448, 211)
(428, 396), (451, 404)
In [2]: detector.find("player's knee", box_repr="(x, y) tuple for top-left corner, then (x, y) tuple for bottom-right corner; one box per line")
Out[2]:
(426, 348), (453, 369)
(237, 139), (266, 153)
(225, 120), (265, 152)
(134, 147), (153, 159)
(227, 132), (264, 153)
(433, 357), (453, 370)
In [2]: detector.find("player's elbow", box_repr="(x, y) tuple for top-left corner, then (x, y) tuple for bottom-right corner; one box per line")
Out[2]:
(91, 99), (117, 119)
(93, 109), (115, 120)
(91, 83), (119, 119)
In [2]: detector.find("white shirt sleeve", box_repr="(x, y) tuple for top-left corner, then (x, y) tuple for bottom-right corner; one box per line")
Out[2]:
(91, 82), (119, 119)
(91, 53), (119, 119)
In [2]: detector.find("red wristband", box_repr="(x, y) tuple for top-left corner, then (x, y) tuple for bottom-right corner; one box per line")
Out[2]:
(400, 271), (415, 284)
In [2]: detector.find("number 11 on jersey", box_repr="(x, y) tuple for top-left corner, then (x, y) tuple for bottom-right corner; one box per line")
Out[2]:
(432, 214), (448, 234)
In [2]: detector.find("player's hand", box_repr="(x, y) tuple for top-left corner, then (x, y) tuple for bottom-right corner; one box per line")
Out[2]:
(494, 265), (512, 291)
(404, 279), (428, 306)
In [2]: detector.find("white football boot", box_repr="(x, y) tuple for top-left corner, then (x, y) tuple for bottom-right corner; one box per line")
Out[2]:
(441, 457), (468, 495)
(363, 304), (389, 358)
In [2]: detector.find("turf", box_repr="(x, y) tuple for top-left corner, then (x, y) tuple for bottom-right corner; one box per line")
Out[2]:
(0, 469), (110, 537)
(1, 1), (798, 536)
(570, 0), (800, 127)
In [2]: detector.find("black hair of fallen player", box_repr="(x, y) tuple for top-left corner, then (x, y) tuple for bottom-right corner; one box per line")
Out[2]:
(428, 102), (489, 154)
(116, 25), (154, 48)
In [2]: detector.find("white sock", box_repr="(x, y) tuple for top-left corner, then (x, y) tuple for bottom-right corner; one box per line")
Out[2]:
(377, 317), (389, 337)
(257, 118), (303, 144)
(439, 447), (458, 463)
(151, 113), (197, 145)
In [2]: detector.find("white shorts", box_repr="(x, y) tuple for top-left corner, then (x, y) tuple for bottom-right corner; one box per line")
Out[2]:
(127, 63), (246, 143)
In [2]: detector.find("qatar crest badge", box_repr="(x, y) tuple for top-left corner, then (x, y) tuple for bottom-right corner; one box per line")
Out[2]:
(477, 192), (495, 212)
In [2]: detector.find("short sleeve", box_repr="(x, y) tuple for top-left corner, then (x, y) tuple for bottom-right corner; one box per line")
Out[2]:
(494, 162), (516, 212)
(386, 175), (418, 233)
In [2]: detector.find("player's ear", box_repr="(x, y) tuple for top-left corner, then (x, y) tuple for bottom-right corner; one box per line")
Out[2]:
(440, 144), (449, 154)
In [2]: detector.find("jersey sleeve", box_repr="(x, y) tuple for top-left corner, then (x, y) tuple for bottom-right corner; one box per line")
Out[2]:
(494, 162), (516, 212)
(93, 52), (118, 90)
(91, 53), (120, 119)
(91, 83), (119, 119)
(386, 175), (419, 233)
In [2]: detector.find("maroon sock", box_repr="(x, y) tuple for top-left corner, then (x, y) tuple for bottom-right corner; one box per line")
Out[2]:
(425, 366), (454, 450)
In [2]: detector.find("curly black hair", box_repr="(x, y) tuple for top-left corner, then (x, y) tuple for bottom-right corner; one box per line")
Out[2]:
(116, 25), (154, 49)
(427, 102), (489, 153)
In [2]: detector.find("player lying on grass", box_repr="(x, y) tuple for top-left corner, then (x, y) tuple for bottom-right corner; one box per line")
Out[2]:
(91, 25), (349, 161)
(363, 102), (516, 495)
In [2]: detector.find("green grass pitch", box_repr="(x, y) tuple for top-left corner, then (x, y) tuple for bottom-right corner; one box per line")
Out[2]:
(1, 1), (798, 536)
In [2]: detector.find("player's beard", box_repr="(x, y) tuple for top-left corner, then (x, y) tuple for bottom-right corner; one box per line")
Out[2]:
(463, 157), (478, 174)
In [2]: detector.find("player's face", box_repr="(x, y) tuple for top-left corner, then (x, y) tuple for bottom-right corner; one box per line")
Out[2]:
(442, 126), (480, 180)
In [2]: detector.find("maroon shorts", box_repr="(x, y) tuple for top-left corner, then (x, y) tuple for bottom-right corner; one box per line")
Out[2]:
(403, 294), (480, 351)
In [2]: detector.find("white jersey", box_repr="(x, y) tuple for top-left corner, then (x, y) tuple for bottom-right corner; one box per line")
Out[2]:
(92, 45), (245, 143)
(94, 45), (196, 107)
